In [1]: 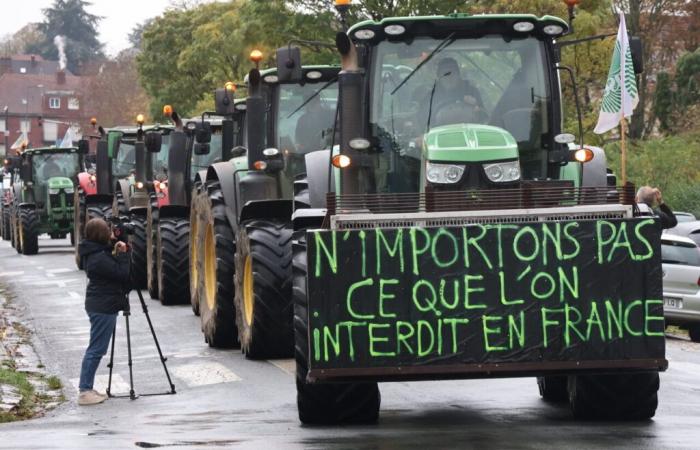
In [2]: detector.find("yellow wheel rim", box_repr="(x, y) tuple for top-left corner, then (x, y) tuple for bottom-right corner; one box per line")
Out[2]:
(204, 223), (217, 310)
(18, 218), (24, 249)
(243, 254), (254, 326)
(190, 218), (199, 291)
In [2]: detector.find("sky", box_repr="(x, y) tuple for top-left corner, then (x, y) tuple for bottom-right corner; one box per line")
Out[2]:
(1, 0), (182, 56)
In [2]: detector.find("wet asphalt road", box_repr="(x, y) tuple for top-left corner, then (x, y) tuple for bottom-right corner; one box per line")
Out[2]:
(0, 237), (699, 449)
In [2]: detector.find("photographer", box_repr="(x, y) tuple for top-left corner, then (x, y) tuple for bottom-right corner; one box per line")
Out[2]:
(77, 218), (130, 406)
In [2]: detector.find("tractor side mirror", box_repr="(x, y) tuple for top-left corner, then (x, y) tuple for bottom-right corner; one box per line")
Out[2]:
(629, 36), (644, 74)
(77, 138), (90, 155)
(195, 122), (212, 144)
(276, 46), (302, 83)
(194, 143), (210, 155)
(144, 132), (162, 152)
(231, 146), (247, 158)
(215, 88), (236, 116)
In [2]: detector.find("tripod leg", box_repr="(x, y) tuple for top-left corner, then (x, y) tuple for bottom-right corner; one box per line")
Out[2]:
(106, 322), (117, 397)
(124, 311), (136, 400)
(136, 289), (176, 394)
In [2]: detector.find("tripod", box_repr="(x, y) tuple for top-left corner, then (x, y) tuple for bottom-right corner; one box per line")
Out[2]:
(106, 286), (176, 399)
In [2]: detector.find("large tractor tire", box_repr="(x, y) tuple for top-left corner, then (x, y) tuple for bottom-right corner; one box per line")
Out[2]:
(198, 182), (238, 348)
(189, 187), (204, 316)
(537, 376), (568, 403)
(2, 207), (10, 241)
(157, 217), (190, 305)
(18, 207), (39, 255)
(568, 373), (659, 420)
(292, 230), (380, 424)
(129, 215), (148, 289)
(112, 189), (128, 218)
(12, 210), (21, 253)
(234, 219), (293, 359)
(147, 200), (159, 300)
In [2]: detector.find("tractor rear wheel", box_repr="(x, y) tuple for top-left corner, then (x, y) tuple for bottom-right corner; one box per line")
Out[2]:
(537, 376), (568, 403)
(2, 207), (10, 241)
(157, 217), (190, 305)
(198, 182), (238, 348)
(12, 210), (21, 253)
(112, 189), (127, 218)
(19, 208), (39, 255)
(568, 372), (659, 420)
(234, 219), (293, 359)
(147, 200), (159, 300)
(189, 187), (203, 316)
(292, 230), (380, 424)
(129, 215), (148, 289)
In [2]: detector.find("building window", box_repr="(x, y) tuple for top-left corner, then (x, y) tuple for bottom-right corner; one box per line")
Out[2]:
(43, 122), (58, 143)
(68, 98), (79, 110)
(20, 119), (31, 133)
(20, 67), (26, 74)
(49, 97), (60, 109)
(0, 119), (5, 133)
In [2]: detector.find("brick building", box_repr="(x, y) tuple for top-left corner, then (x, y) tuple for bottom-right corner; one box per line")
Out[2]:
(0, 54), (93, 156)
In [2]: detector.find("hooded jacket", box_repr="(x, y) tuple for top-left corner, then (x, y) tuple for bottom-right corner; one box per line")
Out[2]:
(78, 240), (131, 314)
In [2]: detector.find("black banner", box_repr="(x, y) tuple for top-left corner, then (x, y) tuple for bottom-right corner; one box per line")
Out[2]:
(306, 219), (665, 372)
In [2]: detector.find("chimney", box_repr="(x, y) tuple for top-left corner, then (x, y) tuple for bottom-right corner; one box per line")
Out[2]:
(30, 55), (37, 67)
(0, 57), (10, 76)
(56, 69), (66, 85)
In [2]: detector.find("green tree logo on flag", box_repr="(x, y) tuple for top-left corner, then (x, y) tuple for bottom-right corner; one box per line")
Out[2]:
(594, 13), (639, 134)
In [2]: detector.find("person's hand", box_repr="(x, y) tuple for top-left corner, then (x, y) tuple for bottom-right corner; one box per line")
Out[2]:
(653, 188), (663, 205)
(115, 241), (128, 253)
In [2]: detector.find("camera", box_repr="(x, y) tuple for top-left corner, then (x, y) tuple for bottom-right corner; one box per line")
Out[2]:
(108, 215), (135, 243)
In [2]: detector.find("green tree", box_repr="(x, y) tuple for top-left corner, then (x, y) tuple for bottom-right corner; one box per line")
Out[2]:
(26, 0), (104, 74)
(653, 71), (673, 132)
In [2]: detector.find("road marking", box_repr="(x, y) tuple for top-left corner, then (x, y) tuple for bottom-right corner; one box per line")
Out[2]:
(0, 271), (25, 277)
(46, 268), (72, 274)
(171, 362), (241, 387)
(268, 359), (295, 376)
(70, 374), (130, 394)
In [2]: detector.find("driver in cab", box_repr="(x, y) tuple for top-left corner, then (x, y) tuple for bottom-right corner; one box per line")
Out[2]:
(426, 57), (484, 128)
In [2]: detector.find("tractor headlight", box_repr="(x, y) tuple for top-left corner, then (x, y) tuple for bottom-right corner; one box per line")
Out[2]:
(48, 188), (60, 195)
(64, 187), (74, 194)
(425, 162), (465, 184)
(483, 161), (520, 183)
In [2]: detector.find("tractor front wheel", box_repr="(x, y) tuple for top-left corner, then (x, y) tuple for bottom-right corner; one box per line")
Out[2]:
(568, 372), (659, 420)
(2, 207), (11, 241)
(147, 201), (159, 300)
(198, 182), (238, 348)
(157, 217), (190, 305)
(292, 230), (380, 424)
(234, 219), (293, 359)
(19, 208), (39, 255)
(129, 215), (148, 289)
(189, 187), (204, 316)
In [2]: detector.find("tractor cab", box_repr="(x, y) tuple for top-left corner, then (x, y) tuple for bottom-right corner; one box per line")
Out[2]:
(335, 14), (579, 195)
(18, 147), (82, 212)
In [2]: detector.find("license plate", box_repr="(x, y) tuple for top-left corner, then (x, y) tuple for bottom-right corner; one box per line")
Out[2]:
(664, 297), (683, 309)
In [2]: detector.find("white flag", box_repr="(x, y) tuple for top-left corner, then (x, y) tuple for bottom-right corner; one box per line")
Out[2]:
(594, 13), (639, 134)
(59, 126), (76, 148)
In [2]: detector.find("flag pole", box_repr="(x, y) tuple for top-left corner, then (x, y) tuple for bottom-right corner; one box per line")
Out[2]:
(620, 117), (627, 186)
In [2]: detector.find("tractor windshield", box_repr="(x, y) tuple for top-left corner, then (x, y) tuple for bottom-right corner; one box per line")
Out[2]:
(153, 133), (171, 178)
(277, 80), (338, 181)
(112, 142), (135, 179)
(370, 35), (551, 192)
(191, 132), (223, 179)
(32, 152), (81, 181)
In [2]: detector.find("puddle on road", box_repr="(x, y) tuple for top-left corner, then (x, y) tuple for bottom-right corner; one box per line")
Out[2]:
(135, 440), (241, 448)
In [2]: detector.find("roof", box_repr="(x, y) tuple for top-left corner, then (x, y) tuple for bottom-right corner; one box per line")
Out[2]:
(0, 54), (68, 76)
(24, 146), (78, 154)
(0, 72), (85, 113)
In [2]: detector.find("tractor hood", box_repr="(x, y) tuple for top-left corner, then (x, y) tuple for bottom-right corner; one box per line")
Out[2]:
(47, 177), (75, 190)
(424, 124), (518, 163)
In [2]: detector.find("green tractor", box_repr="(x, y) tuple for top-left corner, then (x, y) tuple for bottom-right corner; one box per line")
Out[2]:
(193, 61), (339, 358)
(281, 9), (663, 424)
(9, 145), (85, 255)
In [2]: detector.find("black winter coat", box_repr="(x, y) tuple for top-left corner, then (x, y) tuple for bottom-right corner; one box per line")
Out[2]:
(78, 240), (131, 314)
